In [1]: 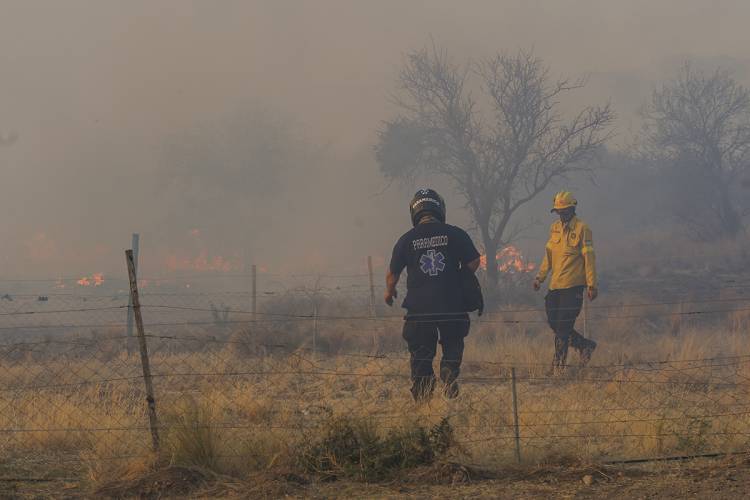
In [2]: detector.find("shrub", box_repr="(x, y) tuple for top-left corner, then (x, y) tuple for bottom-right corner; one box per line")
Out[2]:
(300, 416), (455, 481)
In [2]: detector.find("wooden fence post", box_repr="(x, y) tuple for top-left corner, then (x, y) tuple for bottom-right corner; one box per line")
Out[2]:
(511, 367), (522, 463)
(126, 249), (160, 452)
(126, 233), (139, 354)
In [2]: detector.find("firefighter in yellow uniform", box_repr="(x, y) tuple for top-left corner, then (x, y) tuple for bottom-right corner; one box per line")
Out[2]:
(533, 191), (598, 371)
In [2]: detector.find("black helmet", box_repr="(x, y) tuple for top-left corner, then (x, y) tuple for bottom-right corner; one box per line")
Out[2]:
(410, 188), (446, 226)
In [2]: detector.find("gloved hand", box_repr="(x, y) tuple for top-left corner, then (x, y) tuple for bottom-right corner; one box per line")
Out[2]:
(384, 288), (397, 306)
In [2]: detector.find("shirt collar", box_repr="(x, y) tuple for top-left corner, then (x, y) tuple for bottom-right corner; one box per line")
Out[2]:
(563, 216), (578, 231)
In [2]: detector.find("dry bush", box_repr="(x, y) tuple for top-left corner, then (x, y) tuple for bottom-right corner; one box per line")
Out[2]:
(299, 416), (456, 481)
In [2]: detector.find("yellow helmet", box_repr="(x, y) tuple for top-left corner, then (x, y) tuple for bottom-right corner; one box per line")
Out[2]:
(551, 191), (577, 212)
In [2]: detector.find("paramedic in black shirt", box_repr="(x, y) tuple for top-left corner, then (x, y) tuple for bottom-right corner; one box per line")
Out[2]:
(385, 189), (481, 401)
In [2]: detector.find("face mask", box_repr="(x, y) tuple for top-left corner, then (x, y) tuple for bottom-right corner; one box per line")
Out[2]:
(558, 209), (575, 223)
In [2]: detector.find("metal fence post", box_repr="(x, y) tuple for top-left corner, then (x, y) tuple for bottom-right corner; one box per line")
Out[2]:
(251, 264), (257, 322)
(126, 233), (139, 354)
(126, 249), (160, 452)
(583, 292), (589, 339)
(367, 256), (376, 317)
(367, 256), (380, 353)
(312, 302), (318, 362)
(511, 367), (522, 463)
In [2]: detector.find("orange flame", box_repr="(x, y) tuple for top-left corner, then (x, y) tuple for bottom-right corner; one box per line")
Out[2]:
(480, 246), (536, 273)
(77, 273), (104, 286)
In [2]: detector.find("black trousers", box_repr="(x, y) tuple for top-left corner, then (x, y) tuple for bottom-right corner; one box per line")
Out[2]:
(402, 315), (470, 401)
(545, 286), (589, 367)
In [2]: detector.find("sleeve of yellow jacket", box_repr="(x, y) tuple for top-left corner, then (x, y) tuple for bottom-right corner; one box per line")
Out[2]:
(535, 226), (553, 283)
(581, 224), (597, 289)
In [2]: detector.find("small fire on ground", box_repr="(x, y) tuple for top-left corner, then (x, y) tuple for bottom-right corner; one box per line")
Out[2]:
(480, 246), (536, 273)
(77, 273), (104, 286)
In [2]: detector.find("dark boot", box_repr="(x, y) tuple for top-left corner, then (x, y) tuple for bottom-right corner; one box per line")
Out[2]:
(569, 330), (596, 367)
(443, 380), (459, 399)
(438, 323), (466, 399)
(579, 338), (597, 366)
(411, 376), (436, 402)
(552, 334), (570, 375)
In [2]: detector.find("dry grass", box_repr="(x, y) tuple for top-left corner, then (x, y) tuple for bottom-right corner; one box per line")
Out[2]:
(0, 303), (749, 494)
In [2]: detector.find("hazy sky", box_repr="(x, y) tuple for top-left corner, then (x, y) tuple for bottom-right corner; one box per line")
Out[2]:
(1, 0), (749, 279)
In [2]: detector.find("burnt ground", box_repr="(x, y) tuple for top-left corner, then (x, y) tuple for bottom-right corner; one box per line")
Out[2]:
(2, 455), (750, 499)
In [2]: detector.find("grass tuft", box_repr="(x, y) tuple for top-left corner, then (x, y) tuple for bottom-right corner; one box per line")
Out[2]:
(300, 416), (455, 481)
(163, 397), (220, 471)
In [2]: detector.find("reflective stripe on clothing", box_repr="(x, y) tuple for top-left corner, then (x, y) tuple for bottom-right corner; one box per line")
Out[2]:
(536, 216), (597, 290)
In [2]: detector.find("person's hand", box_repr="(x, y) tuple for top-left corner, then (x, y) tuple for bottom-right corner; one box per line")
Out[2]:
(533, 279), (541, 291)
(384, 289), (397, 306)
(588, 287), (598, 301)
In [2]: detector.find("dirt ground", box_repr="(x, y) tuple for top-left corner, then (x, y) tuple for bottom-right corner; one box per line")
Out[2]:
(307, 458), (750, 499)
(3, 456), (750, 499)
(303, 457), (750, 500)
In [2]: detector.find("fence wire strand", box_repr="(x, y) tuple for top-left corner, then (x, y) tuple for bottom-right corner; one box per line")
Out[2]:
(1, 273), (750, 474)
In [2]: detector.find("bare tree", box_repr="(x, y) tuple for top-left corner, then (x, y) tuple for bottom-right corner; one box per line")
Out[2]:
(375, 46), (614, 289)
(642, 63), (750, 238)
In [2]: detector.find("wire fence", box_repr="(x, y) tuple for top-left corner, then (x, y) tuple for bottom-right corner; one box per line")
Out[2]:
(1, 269), (750, 476)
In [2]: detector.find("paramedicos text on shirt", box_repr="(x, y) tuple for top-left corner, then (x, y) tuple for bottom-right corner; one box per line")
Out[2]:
(412, 235), (449, 250)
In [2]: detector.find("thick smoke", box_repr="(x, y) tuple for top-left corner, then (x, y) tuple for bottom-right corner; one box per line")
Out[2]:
(1, 0), (749, 281)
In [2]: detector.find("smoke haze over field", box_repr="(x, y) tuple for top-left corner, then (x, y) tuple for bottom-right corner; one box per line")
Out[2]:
(1, 0), (750, 279)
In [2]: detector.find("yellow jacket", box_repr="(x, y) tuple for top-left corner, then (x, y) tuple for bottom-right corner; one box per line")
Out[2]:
(536, 216), (597, 290)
